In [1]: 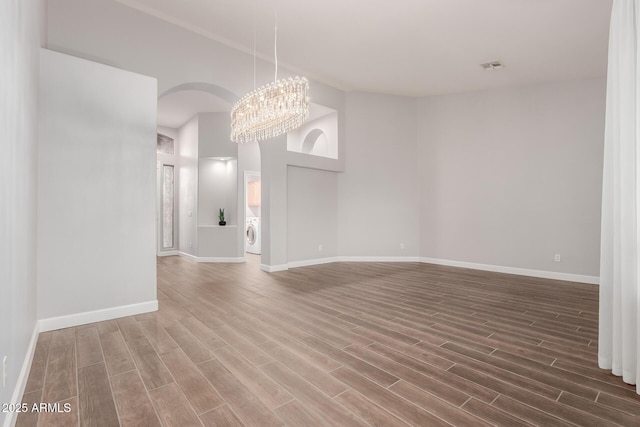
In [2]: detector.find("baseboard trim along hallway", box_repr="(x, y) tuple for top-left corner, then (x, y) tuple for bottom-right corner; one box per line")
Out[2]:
(420, 257), (599, 285)
(38, 300), (159, 332)
(266, 255), (599, 285)
(178, 252), (245, 263)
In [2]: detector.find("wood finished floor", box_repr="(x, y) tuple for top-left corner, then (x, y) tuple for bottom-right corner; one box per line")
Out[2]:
(17, 255), (640, 426)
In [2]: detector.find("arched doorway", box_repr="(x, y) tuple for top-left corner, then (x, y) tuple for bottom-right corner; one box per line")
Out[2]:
(156, 83), (262, 267)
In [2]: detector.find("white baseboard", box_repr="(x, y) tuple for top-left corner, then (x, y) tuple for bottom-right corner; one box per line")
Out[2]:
(3, 324), (39, 427)
(196, 257), (245, 263)
(280, 256), (419, 271)
(260, 263), (289, 273)
(420, 257), (599, 285)
(262, 257), (351, 272)
(178, 251), (198, 261)
(179, 250), (597, 285)
(178, 252), (245, 263)
(38, 300), (158, 332)
(260, 255), (598, 285)
(340, 256), (422, 263)
(287, 257), (342, 269)
(157, 250), (178, 257)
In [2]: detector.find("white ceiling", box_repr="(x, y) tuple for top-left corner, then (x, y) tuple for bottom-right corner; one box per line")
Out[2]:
(157, 90), (232, 128)
(117, 0), (612, 97)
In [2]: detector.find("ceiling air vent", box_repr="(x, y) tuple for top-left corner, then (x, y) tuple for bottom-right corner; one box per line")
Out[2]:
(481, 61), (504, 71)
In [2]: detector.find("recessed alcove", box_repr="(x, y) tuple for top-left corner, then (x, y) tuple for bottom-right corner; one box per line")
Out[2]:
(198, 157), (237, 226)
(287, 103), (338, 159)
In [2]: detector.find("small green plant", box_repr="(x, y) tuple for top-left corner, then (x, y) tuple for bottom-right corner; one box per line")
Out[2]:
(218, 208), (225, 222)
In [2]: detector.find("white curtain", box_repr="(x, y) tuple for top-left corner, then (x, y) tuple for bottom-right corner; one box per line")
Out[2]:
(599, 0), (640, 393)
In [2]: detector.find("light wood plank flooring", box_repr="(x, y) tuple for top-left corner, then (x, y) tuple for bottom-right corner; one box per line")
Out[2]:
(17, 255), (640, 426)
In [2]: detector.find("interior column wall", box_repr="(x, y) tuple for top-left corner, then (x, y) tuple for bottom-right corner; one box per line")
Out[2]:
(177, 115), (198, 256)
(0, 0), (42, 422)
(338, 92), (420, 258)
(37, 49), (158, 322)
(287, 166), (339, 264)
(259, 136), (289, 270)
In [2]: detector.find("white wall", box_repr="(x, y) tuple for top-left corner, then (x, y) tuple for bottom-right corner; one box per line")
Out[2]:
(178, 115), (198, 255)
(417, 78), (606, 277)
(197, 227), (241, 258)
(38, 49), (158, 321)
(287, 166), (339, 263)
(338, 93), (420, 258)
(239, 143), (261, 173)
(198, 112), (236, 159)
(0, 0), (42, 423)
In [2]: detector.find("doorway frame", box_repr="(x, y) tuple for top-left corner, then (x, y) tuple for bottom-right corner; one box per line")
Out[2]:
(156, 135), (179, 256)
(244, 170), (261, 255)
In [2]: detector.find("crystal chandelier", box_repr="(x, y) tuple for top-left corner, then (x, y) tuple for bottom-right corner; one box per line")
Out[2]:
(230, 13), (309, 143)
(230, 77), (309, 143)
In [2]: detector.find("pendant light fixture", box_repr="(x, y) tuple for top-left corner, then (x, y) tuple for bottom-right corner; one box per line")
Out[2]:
(230, 11), (309, 143)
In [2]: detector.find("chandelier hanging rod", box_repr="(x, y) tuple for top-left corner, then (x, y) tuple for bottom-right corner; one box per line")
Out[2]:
(230, 8), (309, 144)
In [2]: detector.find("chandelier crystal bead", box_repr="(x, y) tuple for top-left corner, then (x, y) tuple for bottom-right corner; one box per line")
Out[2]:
(230, 76), (309, 143)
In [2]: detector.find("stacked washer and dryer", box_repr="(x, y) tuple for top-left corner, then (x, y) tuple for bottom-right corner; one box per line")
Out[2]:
(246, 216), (261, 254)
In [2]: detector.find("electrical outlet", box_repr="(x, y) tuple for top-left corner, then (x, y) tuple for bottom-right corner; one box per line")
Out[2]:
(189, 241), (193, 248)
(554, 254), (561, 262)
(400, 243), (405, 250)
(318, 244), (323, 252)
(3, 356), (7, 387)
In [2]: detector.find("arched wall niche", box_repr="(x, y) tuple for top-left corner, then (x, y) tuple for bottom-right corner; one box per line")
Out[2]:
(302, 129), (328, 155)
(287, 103), (338, 159)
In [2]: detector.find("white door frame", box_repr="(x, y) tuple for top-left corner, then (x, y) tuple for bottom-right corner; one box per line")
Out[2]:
(243, 170), (261, 253)
(157, 159), (179, 256)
